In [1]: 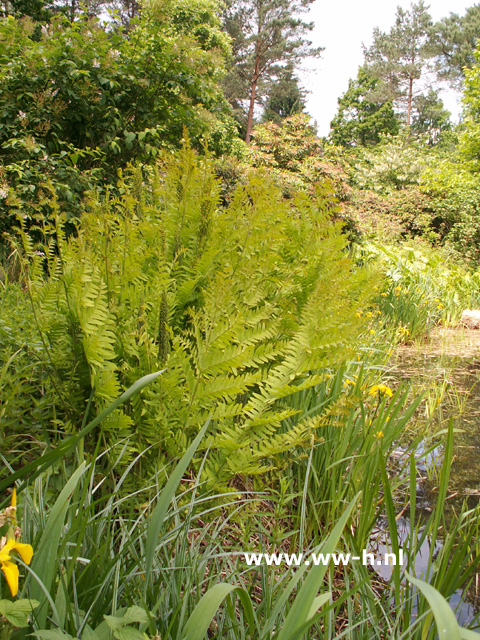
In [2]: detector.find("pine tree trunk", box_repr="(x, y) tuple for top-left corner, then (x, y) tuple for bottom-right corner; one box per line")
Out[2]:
(406, 76), (413, 127)
(245, 85), (257, 144)
(245, 56), (261, 144)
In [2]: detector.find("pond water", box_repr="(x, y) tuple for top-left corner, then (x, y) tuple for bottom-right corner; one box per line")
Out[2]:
(389, 327), (480, 503)
(371, 516), (478, 627)
(380, 327), (480, 625)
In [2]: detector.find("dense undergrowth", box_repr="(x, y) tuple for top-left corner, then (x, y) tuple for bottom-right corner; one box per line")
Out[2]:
(2, 142), (480, 639)
(3, 5), (480, 636)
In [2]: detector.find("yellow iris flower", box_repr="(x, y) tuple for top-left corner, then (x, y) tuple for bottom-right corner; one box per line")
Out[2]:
(368, 384), (393, 398)
(0, 538), (33, 596)
(0, 488), (34, 597)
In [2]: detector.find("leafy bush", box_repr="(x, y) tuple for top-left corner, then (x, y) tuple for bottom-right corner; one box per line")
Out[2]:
(3, 145), (376, 488)
(422, 159), (480, 264)
(353, 131), (426, 193)
(248, 114), (351, 200)
(347, 187), (437, 242)
(0, 6), (237, 234)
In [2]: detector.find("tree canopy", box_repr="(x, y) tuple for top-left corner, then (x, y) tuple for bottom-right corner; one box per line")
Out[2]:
(262, 63), (307, 124)
(363, 0), (433, 126)
(329, 66), (399, 147)
(0, 1), (238, 230)
(430, 4), (480, 88)
(222, 0), (322, 142)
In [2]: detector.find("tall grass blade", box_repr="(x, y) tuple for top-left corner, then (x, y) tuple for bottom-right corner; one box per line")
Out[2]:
(144, 418), (210, 590)
(275, 496), (359, 640)
(460, 630), (480, 639)
(182, 583), (256, 640)
(379, 454), (401, 609)
(0, 370), (164, 495)
(29, 463), (87, 627)
(406, 571), (461, 640)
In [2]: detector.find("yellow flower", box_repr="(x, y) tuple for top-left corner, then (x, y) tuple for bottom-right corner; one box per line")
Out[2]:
(374, 430), (384, 439)
(368, 384), (393, 398)
(0, 539), (33, 597)
(437, 303), (444, 310)
(381, 292), (388, 298)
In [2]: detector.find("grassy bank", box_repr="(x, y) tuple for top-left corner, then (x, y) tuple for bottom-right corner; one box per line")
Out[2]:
(1, 149), (480, 639)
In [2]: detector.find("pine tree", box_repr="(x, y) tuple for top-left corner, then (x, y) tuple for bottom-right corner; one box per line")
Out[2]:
(222, 0), (322, 143)
(363, 0), (433, 126)
(430, 5), (480, 89)
(262, 64), (306, 124)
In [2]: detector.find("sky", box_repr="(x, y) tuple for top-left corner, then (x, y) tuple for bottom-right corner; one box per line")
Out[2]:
(301, 0), (475, 136)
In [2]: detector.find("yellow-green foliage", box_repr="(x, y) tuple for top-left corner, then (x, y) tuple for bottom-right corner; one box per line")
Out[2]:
(11, 145), (375, 487)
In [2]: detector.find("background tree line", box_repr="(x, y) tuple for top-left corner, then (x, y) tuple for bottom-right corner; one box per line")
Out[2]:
(3, 0), (480, 261)
(330, 1), (480, 148)
(2, 0), (480, 149)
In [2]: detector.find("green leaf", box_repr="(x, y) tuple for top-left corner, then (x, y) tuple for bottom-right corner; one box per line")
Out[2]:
(124, 132), (136, 147)
(182, 583), (256, 640)
(0, 598), (39, 615)
(104, 615), (123, 631)
(405, 571), (461, 640)
(0, 598), (36, 629)
(81, 625), (100, 640)
(307, 593), (331, 620)
(30, 463), (87, 628)
(33, 631), (74, 640)
(144, 418), (210, 589)
(114, 628), (146, 640)
(121, 606), (149, 626)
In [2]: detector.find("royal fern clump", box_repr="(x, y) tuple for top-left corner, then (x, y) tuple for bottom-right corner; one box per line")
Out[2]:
(4, 145), (376, 487)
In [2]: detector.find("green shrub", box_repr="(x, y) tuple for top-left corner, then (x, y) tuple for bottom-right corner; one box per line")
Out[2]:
(3, 145), (377, 488)
(353, 131), (426, 193)
(0, 6), (236, 235)
(347, 187), (437, 242)
(248, 114), (351, 201)
(422, 160), (480, 264)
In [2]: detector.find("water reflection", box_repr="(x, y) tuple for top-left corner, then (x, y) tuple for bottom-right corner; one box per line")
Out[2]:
(371, 517), (478, 627)
(378, 326), (480, 626)
(389, 327), (480, 502)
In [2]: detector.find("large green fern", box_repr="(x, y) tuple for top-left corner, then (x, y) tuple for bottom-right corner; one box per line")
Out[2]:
(7, 145), (376, 486)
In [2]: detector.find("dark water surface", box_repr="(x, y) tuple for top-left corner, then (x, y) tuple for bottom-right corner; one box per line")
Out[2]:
(381, 327), (480, 624)
(390, 327), (480, 501)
